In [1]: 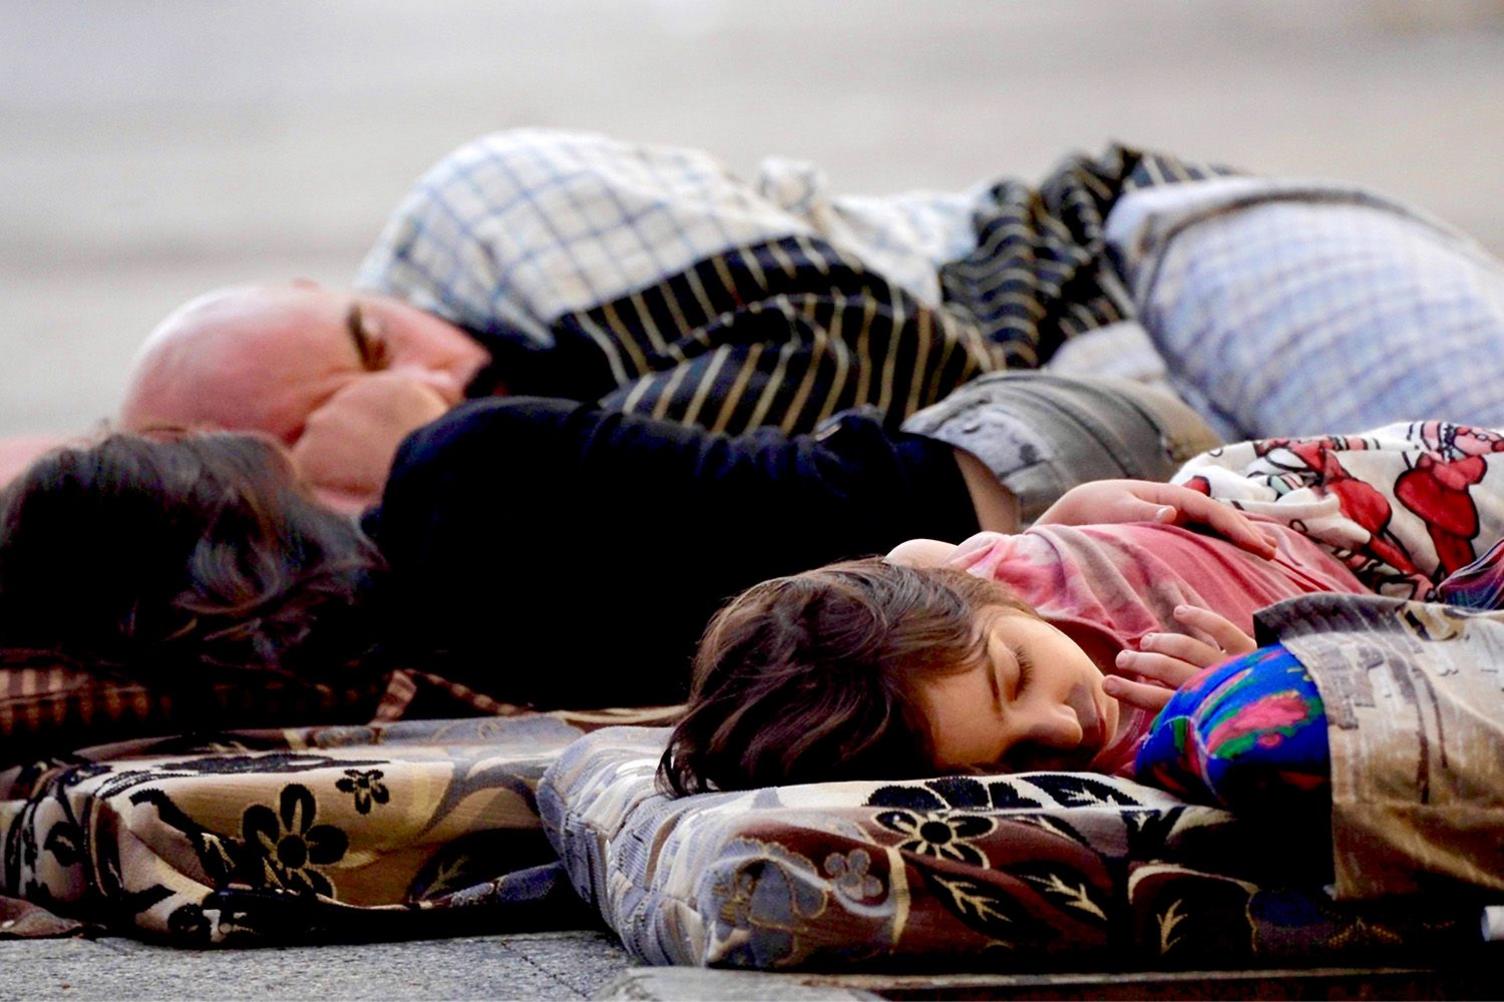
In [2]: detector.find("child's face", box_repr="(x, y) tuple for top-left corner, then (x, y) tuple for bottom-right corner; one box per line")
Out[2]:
(915, 608), (1120, 773)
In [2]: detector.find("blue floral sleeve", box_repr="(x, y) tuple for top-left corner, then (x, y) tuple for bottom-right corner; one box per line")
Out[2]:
(1133, 644), (1330, 815)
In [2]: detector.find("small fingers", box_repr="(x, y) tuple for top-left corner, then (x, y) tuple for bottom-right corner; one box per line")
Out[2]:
(1208, 510), (1280, 559)
(1118, 498), (1175, 524)
(1115, 649), (1210, 689)
(1172, 605), (1258, 656)
(1168, 491), (1279, 558)
(1136, 631), (1226, 668)
(1103, 675), (1174, 713)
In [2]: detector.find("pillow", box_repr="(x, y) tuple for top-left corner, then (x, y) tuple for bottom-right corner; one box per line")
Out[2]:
(1106, 177), (1504, 441)
(539, 727), (1476, 971)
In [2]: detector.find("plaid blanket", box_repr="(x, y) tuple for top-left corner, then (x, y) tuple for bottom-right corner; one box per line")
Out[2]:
(360, 130), (1225, 435)
(1107, 176), (1504, 441)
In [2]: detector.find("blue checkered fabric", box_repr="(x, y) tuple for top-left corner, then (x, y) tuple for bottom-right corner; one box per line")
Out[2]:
(1108, 177), (1504, 440)
(357, 130), (974, 348)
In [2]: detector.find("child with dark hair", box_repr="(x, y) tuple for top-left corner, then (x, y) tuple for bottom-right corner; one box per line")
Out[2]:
(0, 431), (385, 723)
(663, 422), (1504, 797)
(657, 559), (1040, 793)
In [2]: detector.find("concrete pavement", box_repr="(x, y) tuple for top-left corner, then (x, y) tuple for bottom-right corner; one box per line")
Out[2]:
(0, 930), (632, 1000)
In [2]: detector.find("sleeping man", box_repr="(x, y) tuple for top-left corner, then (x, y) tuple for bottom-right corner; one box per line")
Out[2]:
(113, 128), (1504, 523)
(118, 128), (1220, 512)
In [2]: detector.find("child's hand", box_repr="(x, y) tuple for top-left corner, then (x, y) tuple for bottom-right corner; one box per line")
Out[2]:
(1104, 605), (1258, 713)
(1036, 480), (1278, 559)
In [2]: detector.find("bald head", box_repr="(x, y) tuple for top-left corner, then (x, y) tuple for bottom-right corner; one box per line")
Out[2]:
(124, 283), (345, 441)
(121, 282), (489, 444)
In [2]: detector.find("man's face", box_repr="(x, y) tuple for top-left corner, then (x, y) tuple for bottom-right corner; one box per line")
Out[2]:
(122, 282), (490, 444)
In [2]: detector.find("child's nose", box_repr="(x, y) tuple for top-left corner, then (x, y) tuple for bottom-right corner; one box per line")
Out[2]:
(1027, 706), (1086, 750)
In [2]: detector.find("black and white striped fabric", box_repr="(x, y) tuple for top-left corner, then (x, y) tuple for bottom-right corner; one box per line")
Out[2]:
(940, 144), (1231, 369)
(554, 235), (1001, 435)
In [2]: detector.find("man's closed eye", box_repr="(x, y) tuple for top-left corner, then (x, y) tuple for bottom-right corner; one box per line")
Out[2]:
(346, 303), (392, 371)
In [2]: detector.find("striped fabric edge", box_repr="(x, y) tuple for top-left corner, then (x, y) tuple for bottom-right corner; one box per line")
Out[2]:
(373, 668), (682, 732)
(0, 663), (389, 750)
(552, 234), (1006, 436)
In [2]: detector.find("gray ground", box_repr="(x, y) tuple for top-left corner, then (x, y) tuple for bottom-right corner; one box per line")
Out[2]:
(0, 930), (633, 1000)
(4, 2), (1504, 998)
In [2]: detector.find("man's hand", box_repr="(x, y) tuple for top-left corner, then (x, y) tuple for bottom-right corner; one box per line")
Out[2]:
(1104, 605), (1258, 713)
(1035, 479), (1278, 559)
(291, 371), (451, 512)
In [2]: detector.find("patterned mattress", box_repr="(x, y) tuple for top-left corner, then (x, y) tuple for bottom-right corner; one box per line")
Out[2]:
(0, 710), (675, 944)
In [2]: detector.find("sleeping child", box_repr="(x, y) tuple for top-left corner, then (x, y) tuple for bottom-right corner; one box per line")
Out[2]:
(660, 420), (1504, 811)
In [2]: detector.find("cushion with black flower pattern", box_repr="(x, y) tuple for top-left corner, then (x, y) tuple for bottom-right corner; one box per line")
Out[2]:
(538, 726), (1480, 971)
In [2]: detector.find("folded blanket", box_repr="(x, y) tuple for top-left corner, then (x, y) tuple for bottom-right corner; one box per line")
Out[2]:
(1255, 593), (1504, 900)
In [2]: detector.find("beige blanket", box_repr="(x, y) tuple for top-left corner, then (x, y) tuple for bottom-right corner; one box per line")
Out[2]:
(1260, 593), (1504, 899)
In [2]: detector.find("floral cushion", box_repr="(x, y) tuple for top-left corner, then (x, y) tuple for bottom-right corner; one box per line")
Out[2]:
(0, 708), (677, 944)
(539, 727), (1480, 971)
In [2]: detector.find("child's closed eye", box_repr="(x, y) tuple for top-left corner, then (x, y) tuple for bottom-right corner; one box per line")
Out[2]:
(1011, 644), (1034, 698)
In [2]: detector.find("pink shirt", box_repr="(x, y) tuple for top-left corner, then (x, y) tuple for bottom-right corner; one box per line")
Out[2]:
(950, 520), (1369, 772)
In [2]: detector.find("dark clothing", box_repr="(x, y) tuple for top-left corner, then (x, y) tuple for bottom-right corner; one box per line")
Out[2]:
(361, 398), (978, 708)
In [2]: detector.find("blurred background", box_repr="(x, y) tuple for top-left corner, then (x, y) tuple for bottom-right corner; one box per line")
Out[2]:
(3, 0), (1503, 436)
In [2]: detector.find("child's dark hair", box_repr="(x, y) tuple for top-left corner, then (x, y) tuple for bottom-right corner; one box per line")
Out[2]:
(658, 557), (1037, 795)
(0, 430), (382, 707)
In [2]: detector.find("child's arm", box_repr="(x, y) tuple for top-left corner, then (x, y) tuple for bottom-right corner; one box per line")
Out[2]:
(1107, 605), (1258, 712)
(1035, 479), (1277, 558)
(1133, 643), (1330, 815)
